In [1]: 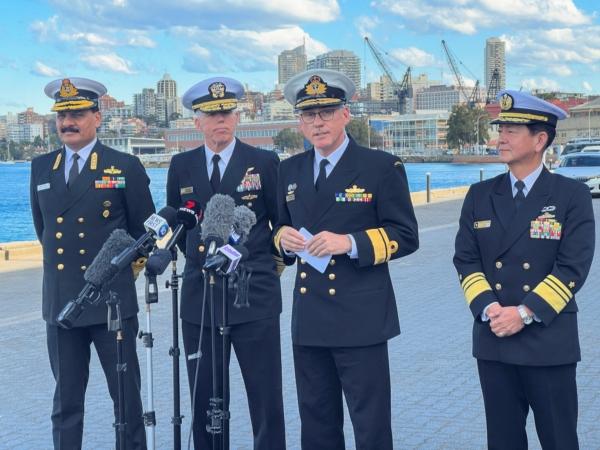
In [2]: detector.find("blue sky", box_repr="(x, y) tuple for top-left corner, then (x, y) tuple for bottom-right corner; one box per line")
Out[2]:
(1, 0), (599, 115)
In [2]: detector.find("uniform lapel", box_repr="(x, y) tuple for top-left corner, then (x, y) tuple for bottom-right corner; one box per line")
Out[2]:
(218, 140), (247, 195)
(308, 142), (359, 229)
(490, 173), (515, 231)
(56, 142), (102, 215)
(497, 168), (553, 257)
(49, 148), (68, 211)
(188, 147), (213, 204)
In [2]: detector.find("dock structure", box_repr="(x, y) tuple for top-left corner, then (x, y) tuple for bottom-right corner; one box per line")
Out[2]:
(1, 198), (599, 449)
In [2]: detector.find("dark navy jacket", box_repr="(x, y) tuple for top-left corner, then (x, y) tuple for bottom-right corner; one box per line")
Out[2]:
(166, 140), (282, 326)
(274, 140), (419, 347)
(454, 169), (595, 366)
(30, 141), (155, 326)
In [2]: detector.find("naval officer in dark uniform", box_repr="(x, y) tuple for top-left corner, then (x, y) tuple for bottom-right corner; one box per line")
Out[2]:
(454, 90), (595, 449)
(30, 77), (153, 450)
(274, 69), (419, 449)
(166, 77), (285, 449)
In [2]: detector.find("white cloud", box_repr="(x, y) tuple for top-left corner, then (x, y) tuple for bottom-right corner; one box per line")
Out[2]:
(49, 0), (340, 29)
(390, 47), (435, 67)
(583, 81), (593, 92)
(548, 65), (573, 77)
(373, 0), (590, 34)
(32, 61), (61, 77)
(355, 15), (380, 39)
(80, 52), (135, 74)
(30, 15), (59, 41)
(126, 32), (156, 48)
(58, 32), (116, 46)
(177, 25), (328, 73)
(521, 77), (561, 92)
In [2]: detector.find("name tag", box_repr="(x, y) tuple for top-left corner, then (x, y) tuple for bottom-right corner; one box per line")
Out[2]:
(180, 186), (193, 195)
(474, 220), (491, 229)
(37, 183), (50, 192)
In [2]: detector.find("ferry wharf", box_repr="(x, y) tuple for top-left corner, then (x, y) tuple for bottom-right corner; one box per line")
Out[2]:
(1, 197), (599, 449)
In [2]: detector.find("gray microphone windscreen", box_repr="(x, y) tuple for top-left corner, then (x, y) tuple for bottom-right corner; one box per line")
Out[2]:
(201, 194), (236, 243)
(232, 205), (257, 244)
(84, 229), (136, 286)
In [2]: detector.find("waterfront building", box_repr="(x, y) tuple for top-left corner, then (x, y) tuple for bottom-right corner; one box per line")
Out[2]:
(370, 111), (450, 156)
(556, 97), (600, 143)
(278, 45), (307, 84)
(99, 95), (125, 111)
(262, 99), (295, 121)
(416, 85), (462, 112)
(164, 119), (298, 152)
(308, 50), (361, 90)
(484, 37), (506, 99)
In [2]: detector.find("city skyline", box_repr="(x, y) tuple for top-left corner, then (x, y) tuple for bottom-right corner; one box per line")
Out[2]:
(2, 0), (599, 115)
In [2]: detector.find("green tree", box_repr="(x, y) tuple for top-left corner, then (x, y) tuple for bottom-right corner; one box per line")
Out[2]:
(274, 128), (303, 152)
(346, 118), (369, 146)
(447, 105), (489, 151)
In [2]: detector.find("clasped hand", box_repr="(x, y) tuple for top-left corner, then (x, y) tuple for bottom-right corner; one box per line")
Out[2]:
(487, 304), (524, 338)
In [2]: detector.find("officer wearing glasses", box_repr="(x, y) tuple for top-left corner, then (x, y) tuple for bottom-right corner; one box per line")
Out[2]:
(273, 69), (419, 450)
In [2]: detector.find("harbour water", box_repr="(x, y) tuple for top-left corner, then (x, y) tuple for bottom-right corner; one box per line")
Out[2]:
(0, 161), (505, 243)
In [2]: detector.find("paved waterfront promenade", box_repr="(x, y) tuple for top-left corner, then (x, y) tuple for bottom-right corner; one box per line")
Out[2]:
(1, 197), (599, 449)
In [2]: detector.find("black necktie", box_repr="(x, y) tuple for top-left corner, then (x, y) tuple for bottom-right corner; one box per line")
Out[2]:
(68, 153), (80, 189)
(210, 154), (221, 193)
(514, 180), (525, 209)
(315, 159), (329, 191)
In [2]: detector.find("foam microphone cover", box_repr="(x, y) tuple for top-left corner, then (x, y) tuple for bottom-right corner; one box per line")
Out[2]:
(84, 229), (136, 286)
(232, 206), (257, 244)
(201, 194), (236, 243)
(157, 205), (178, 230)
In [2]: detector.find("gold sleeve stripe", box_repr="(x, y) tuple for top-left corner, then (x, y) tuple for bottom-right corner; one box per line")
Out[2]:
(377, 227), (392, 262)
(366, 228), (387, 265)
(273, 228), (285, 256)
(460, 272), (492, 305)
(546, 275), (573, 300)
(533, 280), (567, 313)
(461, 272), (484, 288)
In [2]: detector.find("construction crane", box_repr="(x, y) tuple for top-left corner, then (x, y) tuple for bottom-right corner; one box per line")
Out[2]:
(364, 37), (412, 114)
(486, 68), (501, 104)
(441, 39), (480, 108)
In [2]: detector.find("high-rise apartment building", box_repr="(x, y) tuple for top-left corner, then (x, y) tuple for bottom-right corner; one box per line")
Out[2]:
(157, 73), (177, 99)
(485, 37), (506, 100)
(133, 88), (156, 118)
(307, 50), (361, 91)
(278, 45), (307, 84)
(156, 73), (181, 125)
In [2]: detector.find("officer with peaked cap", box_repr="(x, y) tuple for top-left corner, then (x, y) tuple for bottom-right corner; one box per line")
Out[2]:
(167, 76), (285, 449)
(274, 69), (419, 449)
(454, 89), (595, 449)
(30, 77), (154, 449)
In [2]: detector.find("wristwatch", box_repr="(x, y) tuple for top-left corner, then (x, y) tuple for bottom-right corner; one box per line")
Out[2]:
(517, 305), (533, 325)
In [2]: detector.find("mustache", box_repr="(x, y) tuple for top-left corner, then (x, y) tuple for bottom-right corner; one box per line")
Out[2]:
(60, 126), (79, 133)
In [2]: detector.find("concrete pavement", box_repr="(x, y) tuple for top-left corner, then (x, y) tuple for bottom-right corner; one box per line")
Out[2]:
(1, 198), (599, 449)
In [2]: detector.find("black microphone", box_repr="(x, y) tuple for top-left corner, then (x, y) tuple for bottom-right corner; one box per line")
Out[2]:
(56, 229), (136, 329)
(163, 199), (202, 252)
(111, 206), (177, 271)
(201, 194), (236, 261)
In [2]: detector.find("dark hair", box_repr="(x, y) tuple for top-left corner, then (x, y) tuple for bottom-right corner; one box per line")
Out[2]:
(526, 123), (556, 150)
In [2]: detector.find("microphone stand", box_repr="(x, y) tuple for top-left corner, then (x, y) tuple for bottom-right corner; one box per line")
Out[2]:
(106, 290), (127, 450)
(165, 247), (184, 450)
(139, 265), (159, 449)
(220, 271), (231, 450)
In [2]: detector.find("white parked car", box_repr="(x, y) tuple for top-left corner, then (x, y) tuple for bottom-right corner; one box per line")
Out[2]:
(585, 177), (600, 196)
(553, 153), (600, 185)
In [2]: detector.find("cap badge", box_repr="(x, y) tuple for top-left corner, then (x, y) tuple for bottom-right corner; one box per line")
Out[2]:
(500, 93), (514, 111)
(305, 75), (327, 96)
(59, 79), (79, 98)
(209, 82), (226, 99)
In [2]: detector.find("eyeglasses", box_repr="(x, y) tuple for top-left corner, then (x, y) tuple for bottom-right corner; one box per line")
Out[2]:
(299, 107), (340, 124)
